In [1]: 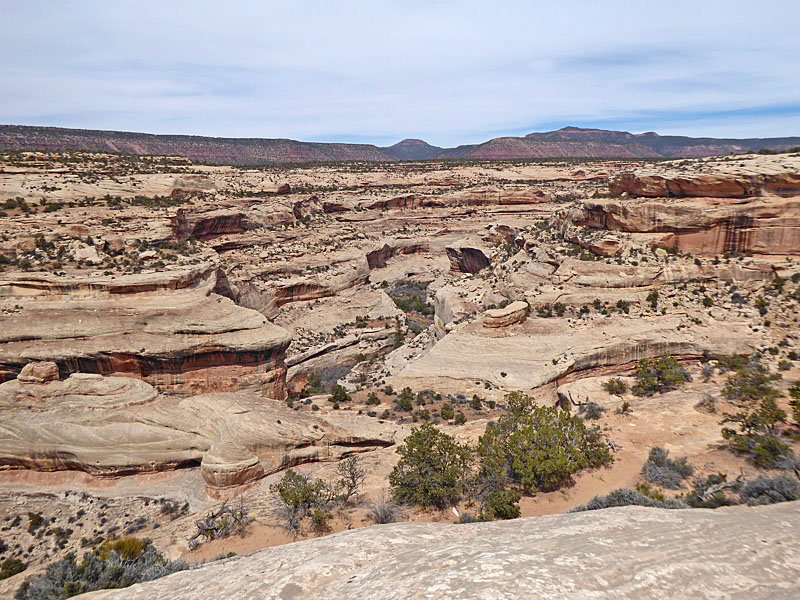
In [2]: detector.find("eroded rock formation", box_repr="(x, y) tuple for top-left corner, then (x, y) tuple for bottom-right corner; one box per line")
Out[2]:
(610, 171), (800, 198)
(0, 264), (292, 397)
(483, 301), (529, 328)
(562, 197), (800, 255)
(0, 370), (393, 491)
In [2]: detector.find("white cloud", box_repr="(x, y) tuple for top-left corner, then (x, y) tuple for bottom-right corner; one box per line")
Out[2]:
(0, 0), (798, 145)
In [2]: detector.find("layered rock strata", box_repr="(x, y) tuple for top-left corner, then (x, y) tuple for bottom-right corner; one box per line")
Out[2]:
(0, 371), (393, 491)
(0, 264), (291, 397)
(562, 197), (800, 256)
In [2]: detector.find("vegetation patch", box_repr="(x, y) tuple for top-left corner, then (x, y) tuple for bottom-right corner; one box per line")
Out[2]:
(632, 357), (690, 396)
(14, 538), (187, 599)
(640, 447), (693, 490)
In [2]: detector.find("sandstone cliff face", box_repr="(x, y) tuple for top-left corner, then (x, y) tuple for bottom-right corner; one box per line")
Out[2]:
(77, 502), (800, 600)
(610, 171), (800, 198)
(564, 197), (800, 255)
(0, 264), (292, 398)
(366, 241), (430, 270)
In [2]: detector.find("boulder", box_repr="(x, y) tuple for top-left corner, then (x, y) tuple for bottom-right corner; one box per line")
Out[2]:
(483, 301), (529, 327)
(200, 444), (265, 490)
(17, 361), (59, 383)
(72, 242), (103, 265)
(292, 195), (322, 221)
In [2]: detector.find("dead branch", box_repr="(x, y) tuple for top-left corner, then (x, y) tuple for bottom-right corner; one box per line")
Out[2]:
(188, 499), (250, 551)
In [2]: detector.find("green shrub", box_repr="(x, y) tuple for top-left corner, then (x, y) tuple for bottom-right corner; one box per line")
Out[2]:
(394, 387), (414, 412)
(641, 447), (693, 489)
(309, 509), (332, 534)
(578, 402), (606, 420)
(335, 456), (366, 504)
(632, 357), (690, 396)
(440, 403), (455, 420)
(392, 295), (433, 315)
(366, 392), (381, 406)
(722, 363), (781, 404)
(389, 423), (474, 509)
(26, 513), (43, 534)
(634, 482), (666, 501)
(93, 537), (149, 561)
(0, 558), (26, 581)
(712, 354), (750, 373)
(477, 393), (613, 495)
(646, 290), (659, 310)
(269, 470), (335, 530)
(329, 385), (351, 404)
(479, 489), (521, 521)
(270, 456), (365, 530)
(304, 373), (324, 395)
(602, 378), (628, 396)
(721, 363), (789, 467)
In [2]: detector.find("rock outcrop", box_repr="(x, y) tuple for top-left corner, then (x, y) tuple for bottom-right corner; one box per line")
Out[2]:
(366, 241), (430, 270)
(483, 301), (529, 327)
(0, 372), (393, 491)
(562, 197), (800, 255)
(392, 315), (761, 393)
(0, 264), (292, 397)
(610, 171), (800, 198)
(446, 243), (491, 274)
(77, 502), (800, 599)
(16, 361), (60, 383)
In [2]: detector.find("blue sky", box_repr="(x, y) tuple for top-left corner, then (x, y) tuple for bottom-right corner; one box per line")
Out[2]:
(1, 0), (799, 146)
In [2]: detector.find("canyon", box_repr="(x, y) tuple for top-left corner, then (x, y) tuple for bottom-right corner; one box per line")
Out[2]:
(0, 147), (798, 597)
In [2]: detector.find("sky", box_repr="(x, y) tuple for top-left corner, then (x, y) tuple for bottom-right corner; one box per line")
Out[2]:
(1, 0), (799, 147)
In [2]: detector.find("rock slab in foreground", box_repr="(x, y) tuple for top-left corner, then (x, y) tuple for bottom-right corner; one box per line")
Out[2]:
(80, 502), (799, 600)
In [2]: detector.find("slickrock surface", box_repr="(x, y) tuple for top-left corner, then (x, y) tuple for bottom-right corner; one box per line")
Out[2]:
(0, 373), (393, 487)
(79, 502), (800, 600)
(391, 315), (759, 394)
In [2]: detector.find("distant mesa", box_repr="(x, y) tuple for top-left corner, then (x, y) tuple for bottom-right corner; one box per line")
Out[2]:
(1, 123), (799, 165)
